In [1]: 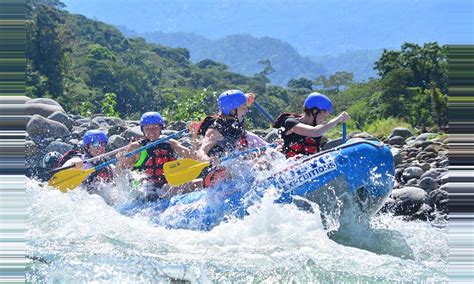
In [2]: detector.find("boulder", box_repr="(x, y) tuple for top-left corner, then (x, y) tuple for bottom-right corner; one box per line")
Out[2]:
(389, 127), (414, 139)
(108, 135), (129, 150)
(390, 186), (427, 215)
(416, 133), (436, 141)
(390, 148), (403, 167)
(26, 114), (70, 139)
(168, 121), (187, 131)
(104, 117), (125, 126)
(48, 111), (75, 129)
(321, 138), (344, 150)
(402, 166), (424, 181)
(418, 177), (439, 193)
(108, 125), (128, 136)
(121, 126), (144, 140)
(388, 136), (405, 146)
(47, 141), (74, 154)
(428, 189), (448, 213)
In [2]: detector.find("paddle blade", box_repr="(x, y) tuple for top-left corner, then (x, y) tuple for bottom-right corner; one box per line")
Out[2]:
(163, 159), (210, 186)
(48, 168), (95, 192)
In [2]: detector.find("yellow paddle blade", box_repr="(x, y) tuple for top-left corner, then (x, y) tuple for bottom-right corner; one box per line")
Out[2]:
(48, 168), (96, 192)
(163, 158), (211, 186)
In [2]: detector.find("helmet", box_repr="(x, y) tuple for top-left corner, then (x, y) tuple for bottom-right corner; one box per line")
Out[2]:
(82, 129), (108, 146)
(218, 90), (247, 115)
(304, 92), (332, 112)
(140, 112), (165, 127)
(42, 151), (62, 169)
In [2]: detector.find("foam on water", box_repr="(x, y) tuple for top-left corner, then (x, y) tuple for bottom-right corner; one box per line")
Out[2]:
(26, 150), (448, 282)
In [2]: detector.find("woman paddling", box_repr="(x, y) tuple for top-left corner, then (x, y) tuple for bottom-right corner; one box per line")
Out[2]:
(273, 92), (350, 159)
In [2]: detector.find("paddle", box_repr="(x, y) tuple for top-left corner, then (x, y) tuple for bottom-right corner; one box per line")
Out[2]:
(253, 101), (274, 123)
(37, 143), (131, 180)
(164, 143), (277, 186)
(48, 129), (189, 192)
(342, 123), (347, 143)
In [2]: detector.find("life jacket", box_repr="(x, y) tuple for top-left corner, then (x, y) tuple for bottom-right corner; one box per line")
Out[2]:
(57, 150), (114, 185)
(273, 112), (321, 158)
(197, 115), (248, 157)
(133, 140), (177, 188)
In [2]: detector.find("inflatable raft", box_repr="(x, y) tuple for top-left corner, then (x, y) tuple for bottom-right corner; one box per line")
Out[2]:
(122, 139), (395, 231)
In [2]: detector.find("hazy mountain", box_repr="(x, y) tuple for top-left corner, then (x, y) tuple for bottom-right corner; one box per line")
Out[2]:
(120, 29), (327, 86)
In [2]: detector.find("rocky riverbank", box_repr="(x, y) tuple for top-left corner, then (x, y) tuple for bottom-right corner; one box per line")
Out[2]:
(25, 97), (448, 221)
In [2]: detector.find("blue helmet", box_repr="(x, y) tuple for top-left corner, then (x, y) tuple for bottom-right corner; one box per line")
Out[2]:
(218, 90), (247, 115)
(82, 130), (108, 146)
(140, 112), (165, 127)
(304, 92), (332, 112)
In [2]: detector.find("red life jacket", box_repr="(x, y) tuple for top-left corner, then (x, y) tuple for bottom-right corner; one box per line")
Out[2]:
(133, 140), (176, 188)
(197, 115), (248, 157)
(273, 112), (321, 158)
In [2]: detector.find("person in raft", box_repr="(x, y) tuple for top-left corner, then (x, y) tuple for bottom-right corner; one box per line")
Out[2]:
(191, 89), (268, 187)
(272, 92), (350, 159)
(58, 129), (114, 191)
(116, 111), (196, 200)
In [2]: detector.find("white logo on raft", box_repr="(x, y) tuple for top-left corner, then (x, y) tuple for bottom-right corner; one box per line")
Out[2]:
(276, 153), (337, 193)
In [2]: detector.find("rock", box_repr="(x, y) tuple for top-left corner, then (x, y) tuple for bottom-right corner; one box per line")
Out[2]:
(25, 141), (37, 157)
(389, 127), (414, 139)
(418, 177), (439, 193)
(108, 125), (128, 136)
(428, 189), (448, 213)
(121, 126), (144, 140)
(321, 138), (344, 150)
(25, 98), (65, 117)
(390, 148), (403, 166)
(104, 117), (125, 126)
(410, 203), (433, 221)
(25, 103), (65, 118)
(402, 166), (424, 181)
(108, 135), (129, 150)
(416, 133), (436, 141)
(405, 178), (418, 186)
(71, 126), (87, 139)
(91, 116), (109, 127)
(25, 98), (62, 107)
(26, 114), (70, 139)
(264, 129), (280, 143)
(47, 141), (73, 154)
(424, 144), (443, 154)
(68, 138), (80, 146)
(420, 140), (434, 149)
(349, 131), (377, 140)
(421, 169), (445, 180)
(48, 111), (75, 129)
(168, 121), (187, 131)
(388, 136), (405, 146)
(390, 186), (428, 215)
(76, 118), (91, 125)
(395, 168), (404, 182)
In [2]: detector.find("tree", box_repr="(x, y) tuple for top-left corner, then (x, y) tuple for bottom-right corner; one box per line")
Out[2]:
(287, 77), (313, 90)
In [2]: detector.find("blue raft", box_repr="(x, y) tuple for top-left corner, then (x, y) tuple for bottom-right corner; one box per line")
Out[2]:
(124, 139), (395, 231)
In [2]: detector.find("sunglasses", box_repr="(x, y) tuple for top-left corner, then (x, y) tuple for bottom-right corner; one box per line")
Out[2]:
(90, 142), (106, 149)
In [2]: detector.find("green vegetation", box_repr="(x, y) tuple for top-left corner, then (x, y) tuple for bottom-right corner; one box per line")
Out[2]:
(26, 1), (448, 135)
(364, 118), (414, 139)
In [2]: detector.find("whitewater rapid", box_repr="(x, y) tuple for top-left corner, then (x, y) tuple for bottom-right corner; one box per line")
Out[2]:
(26, 174), (447, 282)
